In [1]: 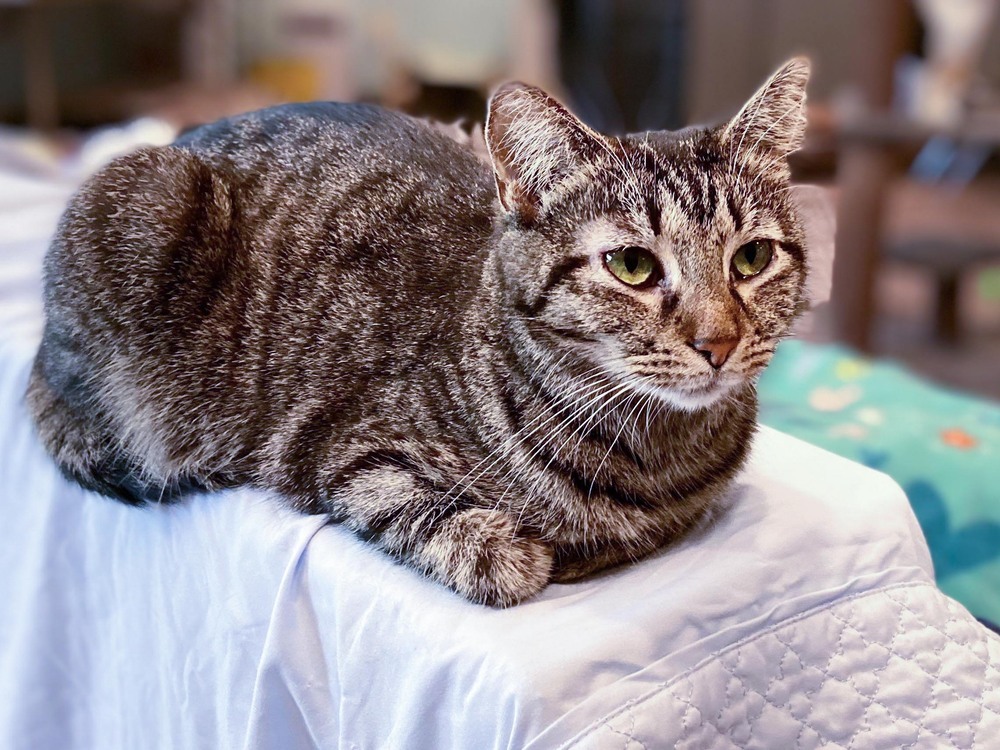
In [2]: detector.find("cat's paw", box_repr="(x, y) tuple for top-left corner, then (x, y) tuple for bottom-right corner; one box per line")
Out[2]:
(418, 508), (553, 607)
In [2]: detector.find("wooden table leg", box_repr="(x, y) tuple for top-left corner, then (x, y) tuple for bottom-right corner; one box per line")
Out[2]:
(829, 0), (910, 353)
(831, 144), (896, 352)
(935, 273), (960, 345)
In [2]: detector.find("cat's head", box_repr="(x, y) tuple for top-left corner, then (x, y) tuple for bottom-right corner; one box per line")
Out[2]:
(485, 58), (821, 410)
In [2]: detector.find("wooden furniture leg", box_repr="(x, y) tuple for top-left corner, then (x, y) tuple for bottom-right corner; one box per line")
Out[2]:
(936, 273), (960, 344)
(832, 145), (896, 352)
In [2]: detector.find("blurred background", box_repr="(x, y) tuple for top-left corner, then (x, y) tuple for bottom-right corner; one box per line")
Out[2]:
(1, 1), (999, 620)
(2, 0), (1000, 396)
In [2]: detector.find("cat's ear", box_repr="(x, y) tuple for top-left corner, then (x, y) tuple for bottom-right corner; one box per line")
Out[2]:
(486, 82), (604, 221)
(722, 58), (810, 163)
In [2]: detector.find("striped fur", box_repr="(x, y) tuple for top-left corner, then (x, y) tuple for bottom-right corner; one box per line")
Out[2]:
(28, 60), (811, 606)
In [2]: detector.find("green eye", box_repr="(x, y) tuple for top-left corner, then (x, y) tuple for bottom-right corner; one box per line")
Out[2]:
(731, 240), (774, 279)
(604, 246), (660, 288)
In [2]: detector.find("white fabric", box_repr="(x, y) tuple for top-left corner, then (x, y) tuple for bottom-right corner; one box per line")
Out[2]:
(569, 583), (1000, 748)
(1, 166), (997, 750)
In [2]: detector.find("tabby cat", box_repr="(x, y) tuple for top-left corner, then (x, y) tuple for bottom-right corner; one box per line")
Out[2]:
(28, 59), (814, 606)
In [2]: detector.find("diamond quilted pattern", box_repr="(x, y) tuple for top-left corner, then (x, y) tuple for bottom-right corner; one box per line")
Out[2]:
(567, 584), (1000, 749)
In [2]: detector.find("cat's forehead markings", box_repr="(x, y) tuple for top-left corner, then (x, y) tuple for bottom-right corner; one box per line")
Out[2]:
(653, 181), (699, 239)
(576, 217), (645, 250)
(725, 194), (744, 232)
(729, 202), (781, 241)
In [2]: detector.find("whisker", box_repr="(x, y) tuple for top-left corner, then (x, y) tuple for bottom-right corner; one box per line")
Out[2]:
(497, 378), (636, 509)
(587, 385), (652, 499)
(439, 363), (610, 506)
(500, 379), (637, 539)
(506, 386), (631, 529)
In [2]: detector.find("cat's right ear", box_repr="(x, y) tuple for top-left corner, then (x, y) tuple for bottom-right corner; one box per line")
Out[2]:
(486, 83), (603, 222)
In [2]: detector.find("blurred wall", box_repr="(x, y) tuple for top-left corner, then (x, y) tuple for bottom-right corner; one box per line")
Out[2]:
(4, 0), (1000, 129)
(238, 0), (516, 96)
(685, 0), (873, 123)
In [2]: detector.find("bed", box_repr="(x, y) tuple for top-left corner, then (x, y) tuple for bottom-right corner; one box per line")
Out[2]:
(1, 138), (998, 749)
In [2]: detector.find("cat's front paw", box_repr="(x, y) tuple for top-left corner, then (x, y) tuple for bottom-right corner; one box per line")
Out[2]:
(418, 508), (553, 607)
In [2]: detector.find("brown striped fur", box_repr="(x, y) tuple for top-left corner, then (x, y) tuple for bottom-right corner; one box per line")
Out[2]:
(28, 59), (811, 606)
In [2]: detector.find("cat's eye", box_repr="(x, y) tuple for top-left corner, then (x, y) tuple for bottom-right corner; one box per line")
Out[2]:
(731, 240), (774, 279)
(604, 247), (660, 288)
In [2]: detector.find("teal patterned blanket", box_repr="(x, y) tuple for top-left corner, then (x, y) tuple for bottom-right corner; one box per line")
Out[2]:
(759, 341), (1000, 625)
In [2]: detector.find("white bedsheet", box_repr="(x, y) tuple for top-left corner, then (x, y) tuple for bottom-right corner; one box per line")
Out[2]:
(1, 167), (997, 749)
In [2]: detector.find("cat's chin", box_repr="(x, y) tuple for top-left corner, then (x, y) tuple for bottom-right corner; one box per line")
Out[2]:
(662, 387), (731, 412)
(635, 379), (738, 412)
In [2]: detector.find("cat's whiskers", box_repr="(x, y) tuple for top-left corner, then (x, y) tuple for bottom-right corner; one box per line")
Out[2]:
(531, 370), (659, 515)
(437, 366), (597, 506)
(458, 389), (609, 519)
(627, 390), (644, 447)
(539, 375), (636, 471)
(643, 388), (657, 447)
(638, 390), (652, 440)
(506, 376), (638, 544)
(493, 376), (636, 513)
(585, 387), (651, 500)
(560, 369), (640, 461)
(439, 364), (614, 510)
(498, 366), (638, 497)
(571, 376), (659, 549)
(495, 382), (636, 550)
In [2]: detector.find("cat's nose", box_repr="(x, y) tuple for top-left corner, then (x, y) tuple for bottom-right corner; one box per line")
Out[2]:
(690, 338), (738, 369)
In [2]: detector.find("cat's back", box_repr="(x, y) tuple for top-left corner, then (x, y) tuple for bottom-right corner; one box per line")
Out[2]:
(171, 101), (498, 291)
(175, 101), (491, 195)
(46, 100), (497, 341)
(165, 101), (499, 370)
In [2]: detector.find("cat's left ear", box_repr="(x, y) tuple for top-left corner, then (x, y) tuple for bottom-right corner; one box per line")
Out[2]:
(486, 83), (605, 222)
(722, 58), (810, 167)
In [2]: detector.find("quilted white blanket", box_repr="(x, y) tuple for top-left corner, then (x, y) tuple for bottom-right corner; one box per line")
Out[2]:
(0, 165), (997, 749)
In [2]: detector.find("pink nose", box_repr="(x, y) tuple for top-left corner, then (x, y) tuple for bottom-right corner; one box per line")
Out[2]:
(691, 338), (738, 369)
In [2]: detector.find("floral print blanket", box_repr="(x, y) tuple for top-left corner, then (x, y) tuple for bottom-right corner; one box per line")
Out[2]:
(759, 341), (1000, 626)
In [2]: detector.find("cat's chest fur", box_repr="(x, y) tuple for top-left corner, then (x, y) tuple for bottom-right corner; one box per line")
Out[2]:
(425, 350), (755, 564)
